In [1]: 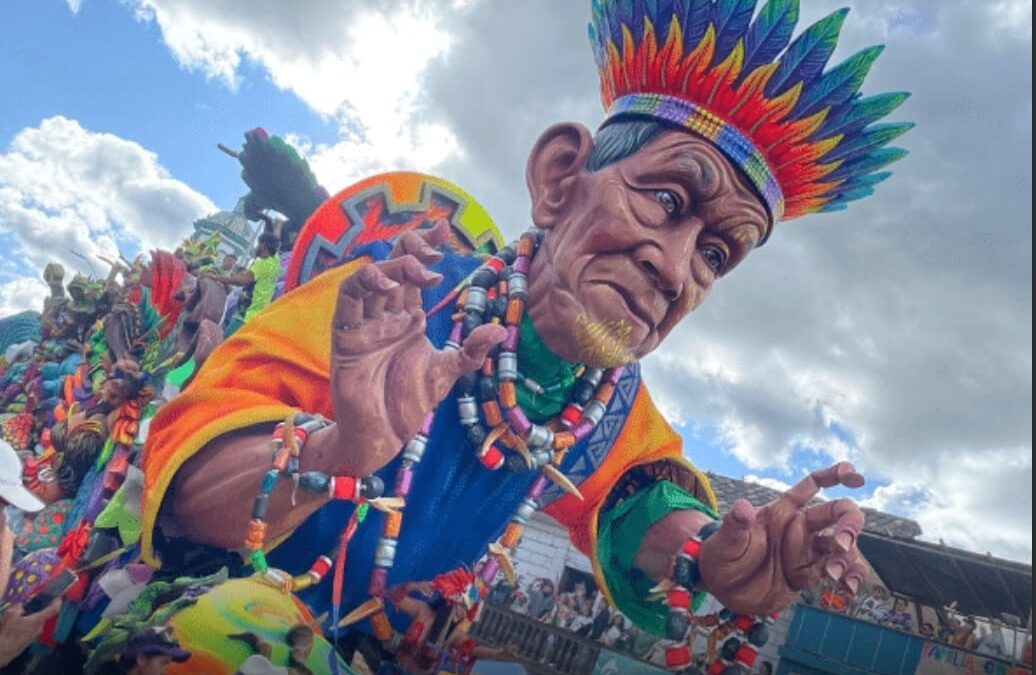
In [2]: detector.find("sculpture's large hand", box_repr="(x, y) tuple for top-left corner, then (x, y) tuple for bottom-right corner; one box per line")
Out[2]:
(699, 462), (868, 616)
(330, 225), (504, 477)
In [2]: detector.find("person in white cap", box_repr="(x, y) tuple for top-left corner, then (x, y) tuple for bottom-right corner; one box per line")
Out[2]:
(0, 439), (62, 667)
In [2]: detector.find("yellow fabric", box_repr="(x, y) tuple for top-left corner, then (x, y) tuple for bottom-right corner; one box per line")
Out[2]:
(140, 258), (369, 567)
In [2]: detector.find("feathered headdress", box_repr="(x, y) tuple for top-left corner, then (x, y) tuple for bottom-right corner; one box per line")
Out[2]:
(589, 0), (912, 222)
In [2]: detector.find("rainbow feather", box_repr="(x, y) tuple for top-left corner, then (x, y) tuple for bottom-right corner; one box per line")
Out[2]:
(590, 0), (911, 221)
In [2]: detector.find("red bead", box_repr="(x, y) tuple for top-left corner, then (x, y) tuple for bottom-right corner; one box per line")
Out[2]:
(480, 445), (504, 470)
(331, 476), (359, 501)
(732, 614), (755, 633)
(486, 257), (505, 272)
(666, 587), (691, 611)
(735, 644), (758, 667)
(369, 568), (388, 597)
(707, 661), (728, 675)
(681, 537), (702, 559)
(560, 403), (583, 427)
(665, 645), (691, 669)
(311, 556), (332, 579)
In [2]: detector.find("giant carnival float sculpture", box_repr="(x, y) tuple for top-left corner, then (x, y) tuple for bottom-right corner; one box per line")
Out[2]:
(0, 0), (911, 673)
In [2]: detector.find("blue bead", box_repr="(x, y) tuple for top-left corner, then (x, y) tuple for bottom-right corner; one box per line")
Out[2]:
(299, 471), (331, 493)
(260, 469), (280, 494)
(673, 556), (700, 588)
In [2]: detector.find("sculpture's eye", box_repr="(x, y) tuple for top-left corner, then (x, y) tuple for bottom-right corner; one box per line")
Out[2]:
(654, 190), (682, 216)
(702, 245), (727, 273)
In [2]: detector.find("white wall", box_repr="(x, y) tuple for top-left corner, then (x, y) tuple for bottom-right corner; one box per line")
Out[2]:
(512, 512), (592, 587)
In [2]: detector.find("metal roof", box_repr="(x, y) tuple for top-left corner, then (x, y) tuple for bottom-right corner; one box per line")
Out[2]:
(857, 532), (1032, 624)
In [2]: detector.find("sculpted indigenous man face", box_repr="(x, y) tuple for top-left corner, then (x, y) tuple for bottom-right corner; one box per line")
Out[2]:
(526, 122), (771, 367)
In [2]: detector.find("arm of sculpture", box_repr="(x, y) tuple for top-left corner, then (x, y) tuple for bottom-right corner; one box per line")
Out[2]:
(623, 462), (868, 621)
(546, 383), (869, 630)
(159, 223), (504, 551)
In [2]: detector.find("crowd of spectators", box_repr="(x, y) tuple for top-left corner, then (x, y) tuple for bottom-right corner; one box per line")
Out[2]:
(806, 582), (1032, 667)
(488, 576), (776, 673)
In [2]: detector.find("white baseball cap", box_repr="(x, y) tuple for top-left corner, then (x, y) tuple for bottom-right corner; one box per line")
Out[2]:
(0, 439), (45, 513)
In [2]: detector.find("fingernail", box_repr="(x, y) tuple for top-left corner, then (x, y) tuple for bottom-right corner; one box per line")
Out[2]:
(835, 532), (854, 552)
(825, 562), (845, 581)
(845, 577), (860, 595)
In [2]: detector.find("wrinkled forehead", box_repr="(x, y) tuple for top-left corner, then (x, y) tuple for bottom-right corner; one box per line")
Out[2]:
(631, 128), (774, 237)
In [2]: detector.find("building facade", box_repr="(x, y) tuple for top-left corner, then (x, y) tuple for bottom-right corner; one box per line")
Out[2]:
(191, 198), (258, 262)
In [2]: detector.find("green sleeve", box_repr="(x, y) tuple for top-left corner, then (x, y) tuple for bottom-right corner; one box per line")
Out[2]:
(596, 480), (718, 636)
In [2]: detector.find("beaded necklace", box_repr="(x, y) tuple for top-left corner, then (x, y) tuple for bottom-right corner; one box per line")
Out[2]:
(242, 229), (624, 650)
(372, 228), (624, 622)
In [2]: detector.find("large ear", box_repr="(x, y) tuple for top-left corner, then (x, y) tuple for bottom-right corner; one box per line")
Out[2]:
(525, 123), (594, 229)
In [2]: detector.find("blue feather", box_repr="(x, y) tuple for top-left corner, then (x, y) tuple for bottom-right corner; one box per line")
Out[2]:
(793, 45), (884, 118)
(825, 146), (908, 182)
(838, 171), (892, 189)
(765, 7), (848, 99)
(814, 91), (911, 140)
(829, 184), (876, 203)
(588, 19), (605, 67)
(741, 0), (799, 77)
(601, 0), (621, 47)
(712, 0), (757, 63)
(677, 0), (712, 48)
(820, 172), (897, 209)
(646, 0), (676, 47)
(646, 0), (659, 21)
(820, 122), (914, 164)
(620, 0), (645, 42)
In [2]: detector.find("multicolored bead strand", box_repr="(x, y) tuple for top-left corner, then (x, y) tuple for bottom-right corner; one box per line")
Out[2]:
(658, 523), (774, 673)
(367, 411), (434, 598)
(242, 414), (381, 587)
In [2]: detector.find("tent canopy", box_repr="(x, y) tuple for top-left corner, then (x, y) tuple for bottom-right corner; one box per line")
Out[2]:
(858, 532), (1032, 624)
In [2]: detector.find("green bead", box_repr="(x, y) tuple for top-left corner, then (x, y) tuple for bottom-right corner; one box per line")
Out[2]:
(357, 503), (370, 523)
(251, 549), (268, 573)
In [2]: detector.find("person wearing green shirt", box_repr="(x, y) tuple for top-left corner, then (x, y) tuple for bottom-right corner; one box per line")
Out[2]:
(207, 233), (281, 331)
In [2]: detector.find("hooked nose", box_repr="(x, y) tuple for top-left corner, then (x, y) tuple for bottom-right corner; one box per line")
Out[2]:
(636, 248), (683, 303)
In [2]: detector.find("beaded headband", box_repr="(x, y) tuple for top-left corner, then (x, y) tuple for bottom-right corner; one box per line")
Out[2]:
(589, 0), (913, 223)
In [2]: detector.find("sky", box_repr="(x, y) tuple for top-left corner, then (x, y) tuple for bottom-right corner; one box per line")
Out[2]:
(0, 1), (1031, 563)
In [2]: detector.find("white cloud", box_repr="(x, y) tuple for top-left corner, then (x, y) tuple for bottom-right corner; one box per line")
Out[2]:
(860, 447), (1033, 563)
(0, 277), (49, 317)
(0, 116), (216, 304)
(991, 0), (1032, 38)
(123, 0), (465, 187)
(65, 0), (83, 14)
(743, 474), (793, 493)
(79, 0), (1030, 563)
